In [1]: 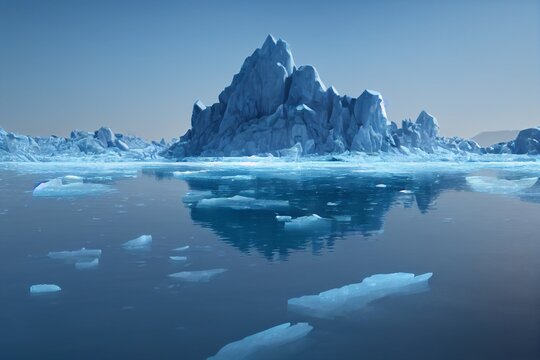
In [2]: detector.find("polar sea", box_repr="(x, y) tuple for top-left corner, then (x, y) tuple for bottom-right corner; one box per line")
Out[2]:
(0, 159), (539, 359)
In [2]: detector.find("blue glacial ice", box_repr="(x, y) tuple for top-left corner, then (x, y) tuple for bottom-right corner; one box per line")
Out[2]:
(123, 235), (153, 250)
(30, 284), (62, 294)
(196, 196), (289, 211)
(33, 176), (114, 197)
(207, 322), (313, 360)
(466, 176), (538, 194)
(168, 268), (227, 282)
(288, 272), (433, 319)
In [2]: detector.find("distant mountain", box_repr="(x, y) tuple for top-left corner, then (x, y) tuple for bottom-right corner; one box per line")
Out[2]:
(472, 130), (519, 147)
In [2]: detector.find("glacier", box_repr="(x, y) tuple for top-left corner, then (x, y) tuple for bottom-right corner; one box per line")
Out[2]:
(207, 322), (313, 360)
(288, 272), (432, 319)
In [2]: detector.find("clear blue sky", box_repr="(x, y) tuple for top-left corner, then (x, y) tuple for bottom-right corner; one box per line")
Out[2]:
(1, 0), (539, 140)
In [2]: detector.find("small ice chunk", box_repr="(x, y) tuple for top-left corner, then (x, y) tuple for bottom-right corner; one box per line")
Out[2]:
(197, 196), (289, 210)
(399, 190), (413, 194)
(284, 214), (332, 231)
(288, 272), (433, 319)
(182, 190), (214, 204)
(48, 248), (102, 260)
(326, 202), (338, 206)
(208, 322), (313, 360)
(75, 258), (99, 270)
(173, 245), (190, 251)
(275, 215), (292, 222)
(375, 184), (387, 188)
(169, 256), (187, 261)
(466, 176), (538, 194)
(168, 268), (227, 282)
(123, 235), (152, 250)
(333, 215), (352, 222)
(30, 284), (62, 294)
(33, 177), (114, 197)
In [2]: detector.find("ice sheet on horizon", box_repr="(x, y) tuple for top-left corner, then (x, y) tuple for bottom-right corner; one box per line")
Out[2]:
(197, 196), (289, 211)
(168, 268), (227, 282)
(207, 322), (313, 360)
(466, 176), (538, 194)
(288, 272), (432, 319)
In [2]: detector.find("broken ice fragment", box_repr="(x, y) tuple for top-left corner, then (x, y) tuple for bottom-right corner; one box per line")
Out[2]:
(168, 268), (227, 282)
(75, 258), (99, 270)
(288, 272), (432, 319)
(466, 176), (538, 194)
(33, 176), (114, 197)
(197, 196), (289, 210)
(48, 248), (102, 260)
(30, 284), (62, 294)
(375, 184), (387, 188)
(284, 214), (332, 231)
(173, 245), (190, 251)
(123, 235), (152, 250)
(207, 322), (313, 360)
(275, 215), (292, 222)
(399, 190), (413, 194)
(169, 256), (187, 261)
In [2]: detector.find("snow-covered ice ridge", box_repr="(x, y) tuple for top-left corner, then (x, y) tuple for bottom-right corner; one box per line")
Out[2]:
(0, 126), (166, 162)
(164, 35), (540, 159)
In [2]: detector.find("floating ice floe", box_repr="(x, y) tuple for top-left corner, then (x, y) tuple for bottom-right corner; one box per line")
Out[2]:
(466, 176), (538, 194)
(33, 176), (114, 197)
(123, 235), (152, 250)
(75, 258), (99, 270)
(197, 196), (289, 211)
(333, 215), (352, 222)
(375, 184), (387, 188)
(220, 175), (256, 181)
(169, 256), (187, 261)
(288, 272), (433, 319)
(173, 245), (190, 251)
(169, 268), (227, 282)
(182, 190), (214, 204)
(30, 284), (62, 294)
(48, 248), (102, 260)
(207, 322), (313, 360)
(284, 214), (332, 231)
(275, 215), (292, 222)
(399, 189), (413, 194)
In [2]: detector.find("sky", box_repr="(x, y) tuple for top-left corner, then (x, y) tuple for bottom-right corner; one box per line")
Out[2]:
(0, 0), (539, 140)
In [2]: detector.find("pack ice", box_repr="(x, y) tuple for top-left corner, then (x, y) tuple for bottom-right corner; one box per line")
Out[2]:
(466, 176), (538, 194)
(207, 322), (313, 360)
(168, 268), (227, 282)
(288, 272), (433, 319)
(33, 176), (114, 197)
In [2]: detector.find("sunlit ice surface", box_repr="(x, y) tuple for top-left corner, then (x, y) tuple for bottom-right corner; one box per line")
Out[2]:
(0, 157), (539, 359)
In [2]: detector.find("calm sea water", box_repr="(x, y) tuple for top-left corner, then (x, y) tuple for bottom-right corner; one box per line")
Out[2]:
(0, 161), (539, 359)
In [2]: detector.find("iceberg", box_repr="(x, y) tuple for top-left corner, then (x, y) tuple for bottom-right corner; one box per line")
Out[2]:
(284, 214), (332, 231)
(288, 272), (432, 319)
(123, 235), (152, 250)
(197, 196), (289, 210)
(30, 284), (62, 294)
(466, 176), (538, 194)
(207, 322), (313, 360)
(75, 258), (99, 270)
(163, 36), (485, 159)
(33, 176), (114, 197)
(48, 248), (102, 260)
(168, 268), (227, 282)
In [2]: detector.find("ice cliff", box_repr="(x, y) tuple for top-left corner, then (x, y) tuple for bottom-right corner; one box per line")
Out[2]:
(164, 35), (484, 158)
(0, 126), (165, 161)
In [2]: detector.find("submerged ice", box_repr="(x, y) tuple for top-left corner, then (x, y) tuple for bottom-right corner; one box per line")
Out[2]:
(207, 322), (313, 360)
(169, 268), (227, 282)
(288, 272), (433, 319)
(197, 196), (289, 211)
